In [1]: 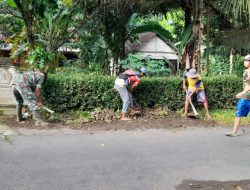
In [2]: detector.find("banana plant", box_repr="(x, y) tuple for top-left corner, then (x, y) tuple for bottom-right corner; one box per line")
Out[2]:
(127, 13), (174, 42)
(3, 0), (84, 72)
(175, 22), (195, 66)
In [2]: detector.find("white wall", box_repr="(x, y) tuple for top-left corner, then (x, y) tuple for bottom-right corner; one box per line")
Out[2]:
(138, 36), (178, 60)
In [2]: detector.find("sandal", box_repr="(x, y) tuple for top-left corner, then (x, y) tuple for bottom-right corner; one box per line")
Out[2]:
(181, 113), (188, 118)
(225, 133), (238, 137)
(120, 117), (132, 121)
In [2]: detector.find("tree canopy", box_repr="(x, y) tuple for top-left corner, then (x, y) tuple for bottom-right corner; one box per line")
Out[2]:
(0, 0), (250, 75)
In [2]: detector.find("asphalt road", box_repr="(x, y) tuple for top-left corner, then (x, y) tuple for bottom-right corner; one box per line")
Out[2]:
(1, 127), (250, 190)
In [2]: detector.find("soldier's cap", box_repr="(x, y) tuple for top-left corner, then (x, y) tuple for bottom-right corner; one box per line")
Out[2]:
(140, 67), (147, 76)
(244, 55), (250, 61)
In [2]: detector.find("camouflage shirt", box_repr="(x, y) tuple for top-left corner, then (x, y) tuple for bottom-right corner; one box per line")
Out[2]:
(14, 71), (45, 90)
(241, 69), (250, 100)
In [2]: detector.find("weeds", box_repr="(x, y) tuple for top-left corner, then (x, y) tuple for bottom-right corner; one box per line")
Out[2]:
(0, 133), (13, 144)
(210, 109), (250, 125)
(0, 124), (13, 144)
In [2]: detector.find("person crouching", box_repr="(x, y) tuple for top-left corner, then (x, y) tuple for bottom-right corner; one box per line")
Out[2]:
(114, 67), (147, 121)
(12, 71), (49, 126)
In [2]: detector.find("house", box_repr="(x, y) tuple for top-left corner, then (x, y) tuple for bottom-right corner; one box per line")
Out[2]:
(125, 32), (179, 74)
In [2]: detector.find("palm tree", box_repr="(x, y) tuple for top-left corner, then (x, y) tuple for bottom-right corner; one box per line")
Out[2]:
(176, 0), (250, 71)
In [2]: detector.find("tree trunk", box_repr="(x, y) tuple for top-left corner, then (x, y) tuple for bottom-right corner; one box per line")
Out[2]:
(14, 0), (35, 47)
(206, 16), (210, 75)
(184, 5), (192, 30)
(182, 0), (204, 72)
(192, 0), (203, 72)
(119, 26), (126, 60)
(229, 49), (234, 74)
(26, 19), (34, 47)
(194, 17), (203, 72)
(181, 5), (192, 70)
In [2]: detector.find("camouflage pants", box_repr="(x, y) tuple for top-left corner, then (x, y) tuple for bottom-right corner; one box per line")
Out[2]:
(12, 85), (40, 111)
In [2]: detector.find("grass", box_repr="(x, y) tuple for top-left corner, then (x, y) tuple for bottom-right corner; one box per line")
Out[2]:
(17, 106), (250, 126)
(177, 107), (250, 125)
(0, 109), (4, 116)
(210, 109), (250, 125)
(66, 110), (93, 124)
(0, 124), (13, 144)
(39, 109), (94, 124)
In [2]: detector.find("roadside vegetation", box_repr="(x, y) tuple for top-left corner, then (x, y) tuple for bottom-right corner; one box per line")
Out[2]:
(1, 0), (250, 127)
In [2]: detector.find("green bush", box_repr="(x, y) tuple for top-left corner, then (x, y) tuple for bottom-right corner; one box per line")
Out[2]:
(43, 74), (242, 112)
(43, 73), (120, 112)
(120, 54), (172, 77)
(204, 75), (243, 108)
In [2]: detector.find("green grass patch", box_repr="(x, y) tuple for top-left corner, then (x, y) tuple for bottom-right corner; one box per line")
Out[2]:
(74, 110), (92, 119)
(0, 133), (13, 144)
(210, 109), (250, 125)
(0, 109), (4, 116)
(64, 110), (93, 125)
(0, 124), (13, 144)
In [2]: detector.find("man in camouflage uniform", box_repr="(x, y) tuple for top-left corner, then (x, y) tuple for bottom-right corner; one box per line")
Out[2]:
(12, 71), (49, 126)
(226, 55), (250, 137)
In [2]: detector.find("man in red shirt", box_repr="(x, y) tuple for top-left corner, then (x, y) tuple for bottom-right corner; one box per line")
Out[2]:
(114, 67), (147, 121)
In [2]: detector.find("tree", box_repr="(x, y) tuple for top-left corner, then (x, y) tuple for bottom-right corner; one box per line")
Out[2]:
(1, 0), (117, 72)
(96, 0), (180, 72)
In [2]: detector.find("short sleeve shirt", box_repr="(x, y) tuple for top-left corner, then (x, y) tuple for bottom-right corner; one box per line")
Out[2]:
(241, 69), (250, 99)
(123, 70), (141, 86)
(187, 75), (204, 91)
(15, 71), (45, 90)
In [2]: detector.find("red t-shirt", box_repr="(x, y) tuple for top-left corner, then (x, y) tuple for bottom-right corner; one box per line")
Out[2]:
(123, 70), (141, 86)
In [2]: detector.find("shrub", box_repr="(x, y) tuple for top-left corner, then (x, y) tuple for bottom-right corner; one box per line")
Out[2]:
(120, 54), (172, 77)
(43, 74), (242, 112)
(43, 73), (120, 112)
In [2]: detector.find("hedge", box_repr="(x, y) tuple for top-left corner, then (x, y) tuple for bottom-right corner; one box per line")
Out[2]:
(43, 73), (243, 112)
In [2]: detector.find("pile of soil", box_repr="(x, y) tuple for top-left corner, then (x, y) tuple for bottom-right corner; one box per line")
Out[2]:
(0, 112), (218, 131)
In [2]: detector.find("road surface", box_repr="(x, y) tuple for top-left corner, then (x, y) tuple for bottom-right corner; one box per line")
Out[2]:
(1, 126), (250, 190)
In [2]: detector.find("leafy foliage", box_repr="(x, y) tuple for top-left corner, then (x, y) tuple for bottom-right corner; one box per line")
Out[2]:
(66, 18), (110, 74)
(119, 54), (172, 77)
(127, 13), (174, 41)
(43, 73), (242, 112)
(2, 0), (93, 72)
(26, 47), (55, 71)
(159, 10), (185, 43)
(208, 55), (230, 76)
(43, 73), (120, 112)
(210, 109), (250, 125)
(233, 54), (245, 77)
(0, 14), (24, 38)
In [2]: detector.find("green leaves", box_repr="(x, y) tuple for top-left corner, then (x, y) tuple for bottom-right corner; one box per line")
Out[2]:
(4, 0), (17, 8)
(223, 0), (250, 22)
(11, 43), (27, 59)
(127, 14), (174, 41)
(43, 73), (242, 112)
(177, 22), (194, 56)
(62, 0), (72, 6)
(120, 54), (171, 77)
(26, 46), (55, 71)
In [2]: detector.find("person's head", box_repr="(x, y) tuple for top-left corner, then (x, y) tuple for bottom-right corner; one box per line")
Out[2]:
(186, 66), (191, 72)
(141, 59), (147, 64)
(244, 55), (250, 68)
(186, 68), (199, 79)
(139, 66), (147, 77)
